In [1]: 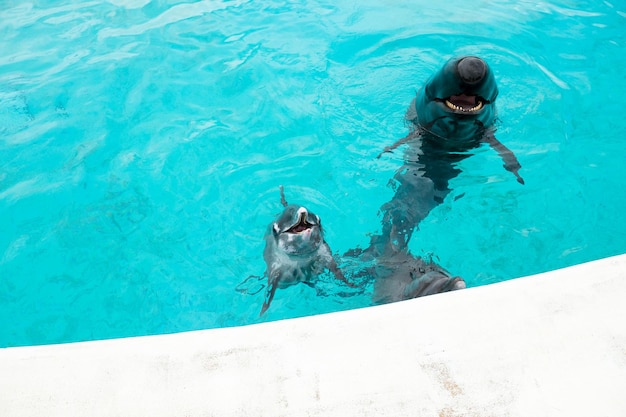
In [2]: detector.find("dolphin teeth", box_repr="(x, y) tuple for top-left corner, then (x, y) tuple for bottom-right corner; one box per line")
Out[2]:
(286, 213), (313, 234)
(444, 99), (484, 112)
(472, 101), (484, 111)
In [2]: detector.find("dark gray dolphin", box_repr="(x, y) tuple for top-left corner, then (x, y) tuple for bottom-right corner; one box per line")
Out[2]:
(373, 56), (524, 252)
(260, 186), (352, 316)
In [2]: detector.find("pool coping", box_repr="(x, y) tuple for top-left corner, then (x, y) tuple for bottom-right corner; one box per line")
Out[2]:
(2, 253), (626, 416)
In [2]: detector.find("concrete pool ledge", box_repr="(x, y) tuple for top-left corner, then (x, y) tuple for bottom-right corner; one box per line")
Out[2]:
(2, 255), (626, 416)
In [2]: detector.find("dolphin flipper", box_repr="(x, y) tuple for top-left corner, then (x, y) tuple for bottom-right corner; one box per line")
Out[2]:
(376, 131), (417, 159)
(483, 132), (525, 184)
(260, 277), (278, 316)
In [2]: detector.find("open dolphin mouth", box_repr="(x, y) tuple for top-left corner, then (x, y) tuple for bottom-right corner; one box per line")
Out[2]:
(285, 212), (313, 234)
(443, 94), (485, 113)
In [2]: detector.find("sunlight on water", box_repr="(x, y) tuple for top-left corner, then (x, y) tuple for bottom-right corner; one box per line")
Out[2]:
(1, 0), (625, 346)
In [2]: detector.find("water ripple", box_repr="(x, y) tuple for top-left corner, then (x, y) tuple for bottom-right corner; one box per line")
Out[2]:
(97, 0), (249, 40)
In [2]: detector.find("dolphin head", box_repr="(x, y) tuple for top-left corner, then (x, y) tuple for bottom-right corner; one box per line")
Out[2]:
(413, 56), (498, 147)
(271, 205), (324, 255)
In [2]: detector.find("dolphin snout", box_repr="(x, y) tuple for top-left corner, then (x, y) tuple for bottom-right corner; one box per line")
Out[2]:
(457, 56), (486, 85)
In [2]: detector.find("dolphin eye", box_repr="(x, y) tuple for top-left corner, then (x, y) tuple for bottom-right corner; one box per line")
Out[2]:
(272, 223), (280, 236)
(316, 215), (321, 225)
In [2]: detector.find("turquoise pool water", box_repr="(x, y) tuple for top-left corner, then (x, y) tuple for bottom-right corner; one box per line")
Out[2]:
(1, 0), (625, 347)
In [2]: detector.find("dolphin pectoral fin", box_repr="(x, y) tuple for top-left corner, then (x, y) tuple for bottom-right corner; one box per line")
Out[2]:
(502, 159), (525, 185)
(483, 132), (525, 185)
(376, 132), (415, 159)
(260, 279), (278, 316)
(377, 144), (400, 159)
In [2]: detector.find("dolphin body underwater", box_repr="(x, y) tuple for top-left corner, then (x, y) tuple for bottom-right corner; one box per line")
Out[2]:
(259, 186), (353, 316)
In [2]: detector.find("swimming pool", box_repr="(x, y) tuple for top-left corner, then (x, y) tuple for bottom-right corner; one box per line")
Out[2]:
(1, 0), (625, 347)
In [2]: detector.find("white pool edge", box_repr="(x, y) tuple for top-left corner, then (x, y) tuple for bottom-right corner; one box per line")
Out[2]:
(2, 254), (626, 416)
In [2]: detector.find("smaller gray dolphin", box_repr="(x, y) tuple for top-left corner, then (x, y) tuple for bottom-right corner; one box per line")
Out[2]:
(260, 186), (353, 316)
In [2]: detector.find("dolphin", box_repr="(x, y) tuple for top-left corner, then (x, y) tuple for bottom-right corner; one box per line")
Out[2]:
(374, 56), (524, 252)
(260, 186), (352, 316)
